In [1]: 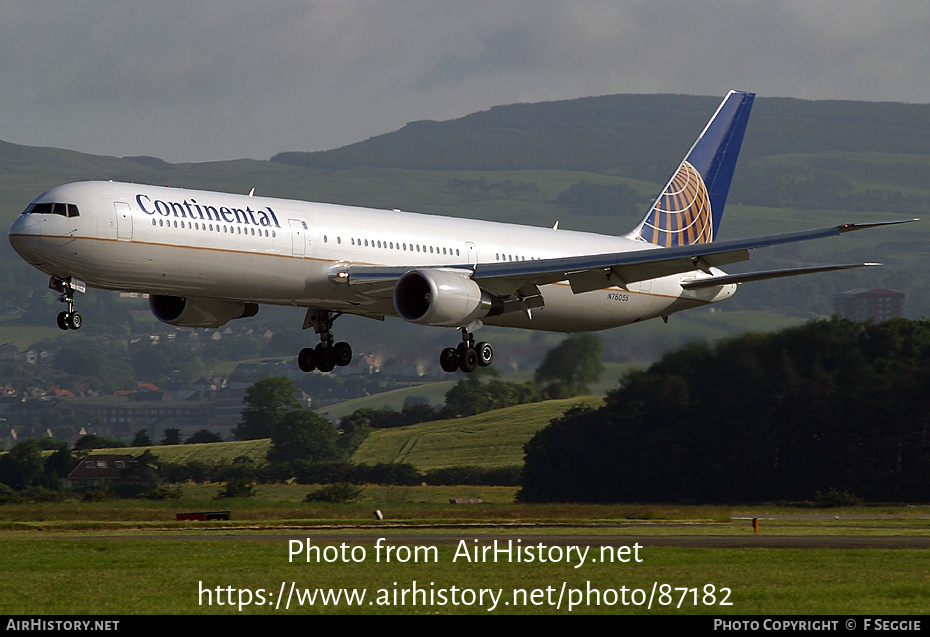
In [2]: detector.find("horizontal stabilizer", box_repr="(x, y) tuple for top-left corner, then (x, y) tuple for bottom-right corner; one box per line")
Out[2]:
(680, 263), (881, 290)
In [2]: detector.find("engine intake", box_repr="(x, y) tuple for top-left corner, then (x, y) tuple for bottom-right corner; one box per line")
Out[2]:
(149, 295), (258, 328)
(393, 269), (503, 327)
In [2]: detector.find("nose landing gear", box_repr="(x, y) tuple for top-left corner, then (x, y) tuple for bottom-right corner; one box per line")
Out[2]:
(50, 277), (84, 331)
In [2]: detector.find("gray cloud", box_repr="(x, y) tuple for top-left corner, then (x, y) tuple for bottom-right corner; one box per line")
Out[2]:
(2, 0), (929, 162)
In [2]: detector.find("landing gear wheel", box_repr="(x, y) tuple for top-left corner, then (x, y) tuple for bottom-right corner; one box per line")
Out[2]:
(299, 309), (350, 374)
(315, 343), (336, 373)
(298, 347), (316, 373)
(52, 277), (83, 331)
(458, 345), (478, 373)
(475, 341), (493, 367)
(333, 341), (353, 367)
(440, 347), (459, 373)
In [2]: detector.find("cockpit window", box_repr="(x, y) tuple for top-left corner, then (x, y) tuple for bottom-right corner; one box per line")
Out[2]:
(23, 203), (52, 215)
(22, 202), (80, 217)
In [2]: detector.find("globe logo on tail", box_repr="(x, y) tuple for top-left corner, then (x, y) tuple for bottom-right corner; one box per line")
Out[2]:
(637, 161), (713, 246)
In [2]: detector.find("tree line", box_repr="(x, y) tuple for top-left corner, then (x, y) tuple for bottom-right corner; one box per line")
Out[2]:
(520, 318), (930, 504)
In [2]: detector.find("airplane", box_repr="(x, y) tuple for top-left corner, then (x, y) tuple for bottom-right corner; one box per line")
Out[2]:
(8, 90), (913, 374)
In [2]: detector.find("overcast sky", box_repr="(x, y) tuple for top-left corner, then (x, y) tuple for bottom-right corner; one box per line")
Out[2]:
(3, 1), (929, 163)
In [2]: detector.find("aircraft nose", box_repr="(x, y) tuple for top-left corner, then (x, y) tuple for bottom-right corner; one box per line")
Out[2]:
(8, 214), (44, 257)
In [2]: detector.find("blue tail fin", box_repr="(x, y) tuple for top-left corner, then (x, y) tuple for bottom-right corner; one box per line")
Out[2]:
(629, 90), (755, 246)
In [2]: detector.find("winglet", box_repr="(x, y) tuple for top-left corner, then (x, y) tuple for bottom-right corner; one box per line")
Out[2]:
(630, 90), (755, 247)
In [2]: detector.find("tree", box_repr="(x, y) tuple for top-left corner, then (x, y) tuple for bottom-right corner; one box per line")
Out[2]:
(73, 434), (124, 450)
(216, 479), (256, 499)
(304, 483), (363, 503)
(131, 430), (152, 446)
(534, 334), (604, 398)
(267, 410), (341, 465)
(36, 439), (72, 487)
(234, 377), (303, 440)
(440, 374), (541, 418)
(160, 428), (182, 445)
(184, 429), (223, 444)
(336, 413), (373, 456)
(53, 344), (136, 394)
(0, 440), (46, 491)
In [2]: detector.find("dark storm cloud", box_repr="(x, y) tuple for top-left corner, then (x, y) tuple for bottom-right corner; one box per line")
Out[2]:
(1, 1), (928, 162)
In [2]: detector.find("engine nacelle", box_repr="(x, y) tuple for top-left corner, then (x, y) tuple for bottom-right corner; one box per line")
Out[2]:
(149, 295), (259, 328)
(393, 269), (503, 327)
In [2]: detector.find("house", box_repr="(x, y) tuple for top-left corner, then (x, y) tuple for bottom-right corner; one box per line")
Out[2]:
(65, 454), (138, 487)
(835, 288), (906, 321)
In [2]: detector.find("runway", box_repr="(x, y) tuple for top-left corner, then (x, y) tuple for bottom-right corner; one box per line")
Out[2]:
(70, 513), (930, 549)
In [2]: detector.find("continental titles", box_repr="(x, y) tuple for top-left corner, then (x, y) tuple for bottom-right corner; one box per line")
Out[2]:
(136, 194), (280, 228)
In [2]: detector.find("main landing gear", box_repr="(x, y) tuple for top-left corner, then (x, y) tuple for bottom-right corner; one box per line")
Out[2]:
(439, 327), (493, 374)
(297, 309), (352, 373)
(50, 277), (83, 331)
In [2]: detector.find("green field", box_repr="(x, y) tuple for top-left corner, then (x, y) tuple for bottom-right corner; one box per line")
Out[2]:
(352, 396), (602, 469)
(1, 513), (929, 614)
(0, 324), (63, 350)
(1, 538), (927, 615)
(317, 380), (458, 420)
(87, 397), (603, 472)
(1, 482), (929, 614)
(88, 439), (271, 465)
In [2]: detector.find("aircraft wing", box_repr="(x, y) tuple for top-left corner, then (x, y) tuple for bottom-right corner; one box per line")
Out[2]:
(345, 219), (914, 299)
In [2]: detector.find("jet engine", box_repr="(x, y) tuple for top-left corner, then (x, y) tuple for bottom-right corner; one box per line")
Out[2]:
(149, 294), (259, 328)
(393, 269), (503, 327)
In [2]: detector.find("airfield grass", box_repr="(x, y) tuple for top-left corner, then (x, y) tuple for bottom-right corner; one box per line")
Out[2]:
(1, 482), (929, 532)
(1, 535), (929, 614)
(1, 484), (929, 614)
(0, 484), (737, 528)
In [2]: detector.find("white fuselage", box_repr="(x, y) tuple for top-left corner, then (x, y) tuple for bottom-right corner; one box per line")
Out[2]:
(9, 181), (735, 332)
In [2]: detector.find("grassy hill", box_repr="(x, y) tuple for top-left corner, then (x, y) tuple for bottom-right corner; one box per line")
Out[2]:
(80, 397), (600, 473)
(87, 439), (270, 465)
(351, 396), (602, 470)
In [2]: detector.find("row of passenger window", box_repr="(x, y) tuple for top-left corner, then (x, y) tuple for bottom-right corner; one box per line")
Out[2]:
(151, 218), (275, 238)
(22, 202), (80, 218)
(496, 253), (532, 261)
(322, 233), (533, 262)
(323, 235), (463, 258)
(148, 218), (533, 261)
